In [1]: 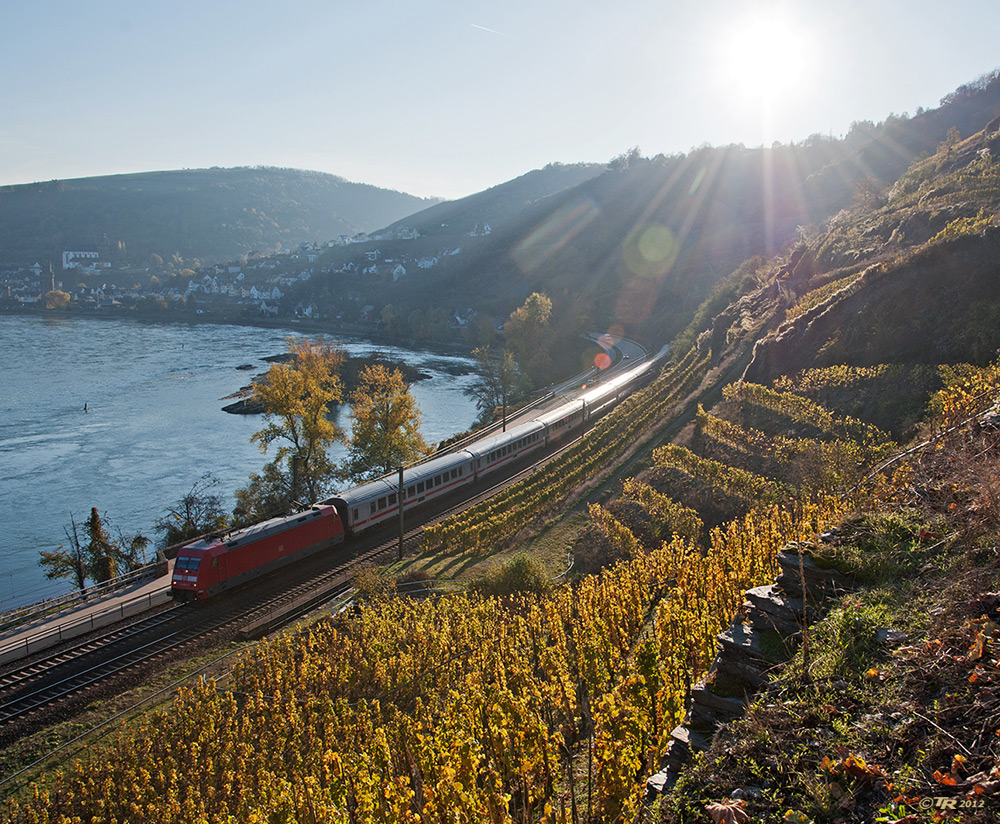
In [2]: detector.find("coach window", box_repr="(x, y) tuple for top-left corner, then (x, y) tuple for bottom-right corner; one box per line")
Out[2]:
(389, 493), (397, 505)
(451, 469), (457, 479)
(353, 508), (359, 521)
(378, 497), (386, 511)
(407, 485), (415, 497)
(417, 481), (425, 493)
(370, 503), (377, 515)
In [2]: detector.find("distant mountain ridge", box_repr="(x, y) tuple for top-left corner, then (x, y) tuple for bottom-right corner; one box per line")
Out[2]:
(0, 167), (438, 267)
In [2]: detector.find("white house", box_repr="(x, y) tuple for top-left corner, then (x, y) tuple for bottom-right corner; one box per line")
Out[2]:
(62, 250), (109, 270)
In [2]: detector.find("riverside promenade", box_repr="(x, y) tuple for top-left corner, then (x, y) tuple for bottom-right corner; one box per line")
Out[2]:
(0, 564), (174, 667)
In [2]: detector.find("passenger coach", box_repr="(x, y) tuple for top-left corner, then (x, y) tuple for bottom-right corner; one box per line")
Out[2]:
(171, 350), (668, 601)
(323, 451), (475, 534)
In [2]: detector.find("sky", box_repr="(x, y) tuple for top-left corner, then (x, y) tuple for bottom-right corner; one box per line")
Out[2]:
(2, 0), (998, 201)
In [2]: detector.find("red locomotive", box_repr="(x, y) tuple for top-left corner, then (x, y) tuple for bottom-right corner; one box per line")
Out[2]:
(170, 504), (343, 600)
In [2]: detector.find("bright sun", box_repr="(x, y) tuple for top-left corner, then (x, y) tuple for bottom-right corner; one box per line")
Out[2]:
(719, 9), (811, 104)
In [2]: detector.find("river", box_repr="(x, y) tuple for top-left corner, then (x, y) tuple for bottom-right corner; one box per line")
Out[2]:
(0, 314), (479, 609)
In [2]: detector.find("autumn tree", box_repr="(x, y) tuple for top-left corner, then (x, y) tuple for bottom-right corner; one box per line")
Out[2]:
(504, 291), (554, 385)
(155, 474), (228, 547)
(467, 345), (526, 425)
(233, 462), (293, 527)
(39, 509), (150, 590)
(341, 364), (430, 482)
(236, 337), (346, 521)
(44, 290), (71, 310)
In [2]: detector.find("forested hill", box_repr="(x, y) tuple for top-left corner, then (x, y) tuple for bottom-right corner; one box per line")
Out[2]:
(0, 167), (438, 267)
(300, 71), (1000, 349)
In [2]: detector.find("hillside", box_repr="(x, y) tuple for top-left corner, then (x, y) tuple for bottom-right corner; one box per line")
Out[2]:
(740, 119), (1000, 389)
(289, 71), (1000, 351)
(0, 167), (437, 267)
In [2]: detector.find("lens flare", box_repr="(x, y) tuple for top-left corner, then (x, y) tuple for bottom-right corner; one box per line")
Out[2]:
(512, 198), (600, 274)
(594, 352), (612, 370)
(623, 223), (678, 279)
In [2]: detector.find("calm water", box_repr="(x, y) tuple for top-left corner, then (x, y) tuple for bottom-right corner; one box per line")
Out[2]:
(0, 314), (478, 609)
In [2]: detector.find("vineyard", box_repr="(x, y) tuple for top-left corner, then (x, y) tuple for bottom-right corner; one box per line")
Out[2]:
(3, 360), (905, 823)
(421, 346), (710, 556)
(4, 491), (844, 824)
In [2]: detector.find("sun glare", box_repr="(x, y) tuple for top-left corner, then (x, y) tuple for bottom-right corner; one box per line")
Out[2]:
(719, 10), (811, 103)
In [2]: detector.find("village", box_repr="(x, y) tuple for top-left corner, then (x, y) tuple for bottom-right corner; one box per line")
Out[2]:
(0, 221), (490, 334)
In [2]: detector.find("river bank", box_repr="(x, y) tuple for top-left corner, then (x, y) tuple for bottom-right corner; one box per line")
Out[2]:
(0, 314), (479, 609)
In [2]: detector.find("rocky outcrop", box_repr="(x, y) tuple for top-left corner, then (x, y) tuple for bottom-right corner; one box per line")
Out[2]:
(646, 544), (855, 797)
(220, 353), (431, 414)
(743, 230), (1000, 386)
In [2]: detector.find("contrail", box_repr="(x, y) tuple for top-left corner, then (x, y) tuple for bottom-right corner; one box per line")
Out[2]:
(470, 23), (506, 36)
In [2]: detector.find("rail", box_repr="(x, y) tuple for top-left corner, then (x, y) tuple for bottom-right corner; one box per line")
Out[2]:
(0, 585), (171, 666)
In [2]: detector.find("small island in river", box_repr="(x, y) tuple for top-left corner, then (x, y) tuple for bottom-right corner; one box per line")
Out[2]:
(221, 352), (432, 414)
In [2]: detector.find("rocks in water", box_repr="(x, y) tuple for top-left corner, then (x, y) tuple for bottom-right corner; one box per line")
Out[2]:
(222, 396), (264, 414)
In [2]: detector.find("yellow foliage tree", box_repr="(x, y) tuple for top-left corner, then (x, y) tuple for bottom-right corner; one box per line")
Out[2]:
(343, 364), (429, 481)
(45, 289), (71, 309)
(243, 337), (346, 511)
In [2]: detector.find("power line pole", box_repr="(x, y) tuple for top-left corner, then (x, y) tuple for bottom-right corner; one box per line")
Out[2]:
(397, 466), (405, 562)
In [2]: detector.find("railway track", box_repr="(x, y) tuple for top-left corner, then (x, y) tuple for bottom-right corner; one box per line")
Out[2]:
(0, 604), (184, 696)
(0, 432), (580, 747)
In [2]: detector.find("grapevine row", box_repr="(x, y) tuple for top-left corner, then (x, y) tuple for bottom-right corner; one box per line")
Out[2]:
(422, 348), (710, 555)
(651, 444), (789, 508)
(695, 408), (894, 489)
(7, 494), (846, 824)
(721, 382), (888, 448)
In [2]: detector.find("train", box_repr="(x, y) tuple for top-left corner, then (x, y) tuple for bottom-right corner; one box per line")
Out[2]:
(170, 349), (664, 600)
